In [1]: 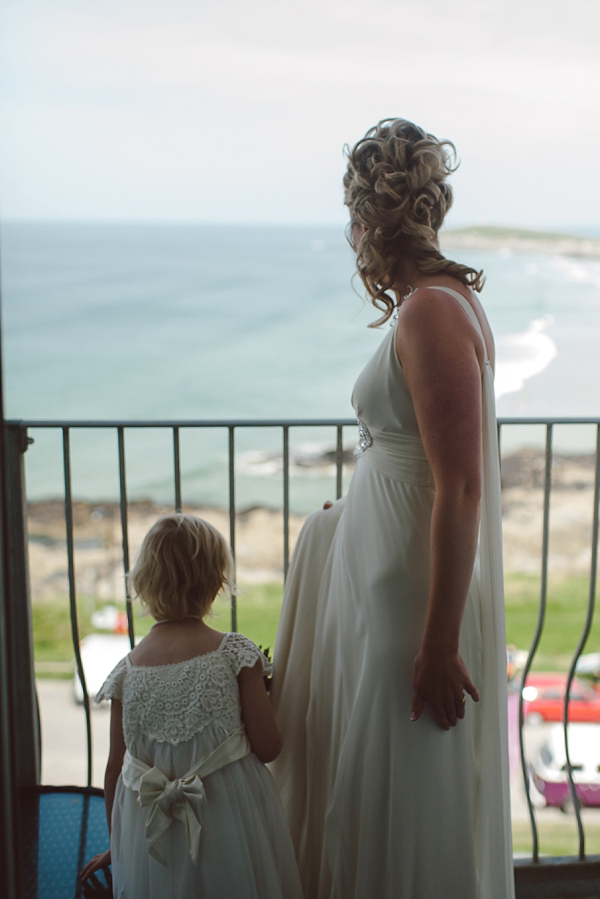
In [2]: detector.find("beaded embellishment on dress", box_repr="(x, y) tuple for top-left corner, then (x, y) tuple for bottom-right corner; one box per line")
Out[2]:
(389, 284), (415, 326)
(353, 419), (373, 457)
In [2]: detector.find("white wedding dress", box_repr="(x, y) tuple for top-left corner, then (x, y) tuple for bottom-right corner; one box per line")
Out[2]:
(271, 287), (515, 899)
(96, 632), (302, 899)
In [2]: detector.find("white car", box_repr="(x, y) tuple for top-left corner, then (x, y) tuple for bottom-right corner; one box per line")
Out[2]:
(529, 723), (600, 812)
(576, 652), (600, 684)
(73, 633), (139, 703)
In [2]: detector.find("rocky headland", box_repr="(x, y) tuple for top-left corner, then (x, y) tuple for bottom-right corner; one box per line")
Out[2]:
(441, 225), (600, 259)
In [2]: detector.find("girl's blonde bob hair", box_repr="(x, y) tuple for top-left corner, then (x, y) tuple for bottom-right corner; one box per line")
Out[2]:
(128, 514), (234, 621)
(344, 118), (485, 326)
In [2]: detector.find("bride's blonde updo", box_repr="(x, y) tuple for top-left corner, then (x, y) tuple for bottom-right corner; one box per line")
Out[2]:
(344, 118), (485, 326)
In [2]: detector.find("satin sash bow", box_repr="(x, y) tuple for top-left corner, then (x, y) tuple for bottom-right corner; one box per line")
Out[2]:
(121, 726), (250, 865)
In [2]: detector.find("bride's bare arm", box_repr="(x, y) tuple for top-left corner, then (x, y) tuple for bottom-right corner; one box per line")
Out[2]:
(396, 287), (485, 730)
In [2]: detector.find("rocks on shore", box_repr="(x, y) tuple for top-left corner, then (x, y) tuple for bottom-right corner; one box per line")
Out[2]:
(26, 449), (599, 602)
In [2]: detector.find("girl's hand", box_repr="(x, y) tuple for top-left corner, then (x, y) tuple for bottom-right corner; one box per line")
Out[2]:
(79, 849), (111, 884)
(410, 649), (479, 730)
(81, 868), (113, 898)
(323, 501), (333, 509)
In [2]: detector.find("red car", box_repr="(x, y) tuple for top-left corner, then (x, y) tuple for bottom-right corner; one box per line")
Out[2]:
(522, 673), (600, 725)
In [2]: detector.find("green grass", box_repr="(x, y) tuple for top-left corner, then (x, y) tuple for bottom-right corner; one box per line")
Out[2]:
(211, 582), (284, 653)
(504, 573), (600, 671)
(35, 573), (598, 676)
(32, 582), (285, 677)
(443, 224), (595, 243)
(512, 817), (600, 857)
(33, 601), (94, 665)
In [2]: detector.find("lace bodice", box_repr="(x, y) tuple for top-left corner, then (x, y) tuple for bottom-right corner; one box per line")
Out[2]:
(96, 632), (271, 747)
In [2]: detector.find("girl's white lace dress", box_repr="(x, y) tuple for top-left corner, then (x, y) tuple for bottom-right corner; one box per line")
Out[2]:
(97, 632), (303, 899)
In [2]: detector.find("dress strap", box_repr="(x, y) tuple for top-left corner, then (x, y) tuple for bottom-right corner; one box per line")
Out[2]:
(424, 286), (489, 363)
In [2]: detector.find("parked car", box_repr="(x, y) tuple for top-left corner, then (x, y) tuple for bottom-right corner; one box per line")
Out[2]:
(529, 723), (600, 812)
(73, 633), (138, 703)
(576, 653), (600, 692)
(522, 673), (600, 724)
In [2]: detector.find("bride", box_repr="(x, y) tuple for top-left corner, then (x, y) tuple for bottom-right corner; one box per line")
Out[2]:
(270, 119), (514, 899)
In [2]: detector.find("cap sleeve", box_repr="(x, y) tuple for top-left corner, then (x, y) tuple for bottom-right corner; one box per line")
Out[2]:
(95, 656), (128, 703)
(223, 633), (273, 677)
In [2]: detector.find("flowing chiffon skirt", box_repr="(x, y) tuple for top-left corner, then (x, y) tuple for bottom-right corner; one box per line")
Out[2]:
(271, 287), (514, 899)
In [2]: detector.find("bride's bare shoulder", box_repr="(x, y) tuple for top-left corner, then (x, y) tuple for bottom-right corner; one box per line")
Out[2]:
(396, 285), (490, 368)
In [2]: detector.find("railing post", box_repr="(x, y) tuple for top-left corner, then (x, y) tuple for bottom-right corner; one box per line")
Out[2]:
(335, 425), (343, 500)
(228, 427), (237, 632)
(518, 422), (553, 863)
(4, 422), (40, 790)
(64, 428), (93, 787)
(0, 423), (21, 897)
(283, 426), (290, 581)
(3, 422), (40, 898)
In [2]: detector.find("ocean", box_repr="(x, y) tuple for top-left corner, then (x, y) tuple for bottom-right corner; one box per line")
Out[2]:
(2, 222), (600, 513)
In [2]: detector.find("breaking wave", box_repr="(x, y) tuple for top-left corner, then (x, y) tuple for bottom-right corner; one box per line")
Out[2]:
(495, 316), (557, 401)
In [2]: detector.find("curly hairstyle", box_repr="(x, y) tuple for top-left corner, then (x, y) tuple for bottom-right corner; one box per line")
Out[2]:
(128, 514), (234, 621)
(343, 118), (485, 326)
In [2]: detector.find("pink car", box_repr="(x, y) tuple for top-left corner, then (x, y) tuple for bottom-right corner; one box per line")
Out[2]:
(529, 723), (600, 812)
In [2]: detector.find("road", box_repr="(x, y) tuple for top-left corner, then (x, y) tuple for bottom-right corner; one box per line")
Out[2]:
(37, 678), (111, 788)
(34, 679), (593, 830)
(36, 679), (541, 812)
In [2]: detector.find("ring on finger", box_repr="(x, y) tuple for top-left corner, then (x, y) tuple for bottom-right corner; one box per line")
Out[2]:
(455, 694), (466, 705)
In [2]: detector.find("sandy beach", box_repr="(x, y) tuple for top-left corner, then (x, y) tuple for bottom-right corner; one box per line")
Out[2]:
(25, 449), (599, 604)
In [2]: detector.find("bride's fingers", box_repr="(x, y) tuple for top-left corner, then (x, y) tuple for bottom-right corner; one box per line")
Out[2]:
(443, 699), (458, 728)
(433, 706), (451, 730)
(464, 679), (480, 703)
(425, 695), (451, 730)
(410, 691), (425, 722)
(323, 501), (333, 510)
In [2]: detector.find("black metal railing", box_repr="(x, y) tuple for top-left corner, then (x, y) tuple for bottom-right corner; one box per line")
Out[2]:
(5, 416), (600, 870)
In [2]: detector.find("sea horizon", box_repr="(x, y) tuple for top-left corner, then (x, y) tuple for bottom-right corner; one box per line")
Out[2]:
(3, 218), (600, 240)
(3, 220), (600, 512)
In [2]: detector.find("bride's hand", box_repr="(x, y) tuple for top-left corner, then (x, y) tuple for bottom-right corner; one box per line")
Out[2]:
(323, 501), (333, 510)
(410, 648), (479, 730)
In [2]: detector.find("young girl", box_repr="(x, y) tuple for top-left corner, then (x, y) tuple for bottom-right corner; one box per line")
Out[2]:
(80, 513), (302, 899)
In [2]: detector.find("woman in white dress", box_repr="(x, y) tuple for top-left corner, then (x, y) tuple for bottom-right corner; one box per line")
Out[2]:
(80, 514), (302, 899)
(271, 119), (515, 899)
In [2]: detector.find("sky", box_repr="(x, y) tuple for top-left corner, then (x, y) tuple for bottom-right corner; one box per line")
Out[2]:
(0, 0), (599, 229)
